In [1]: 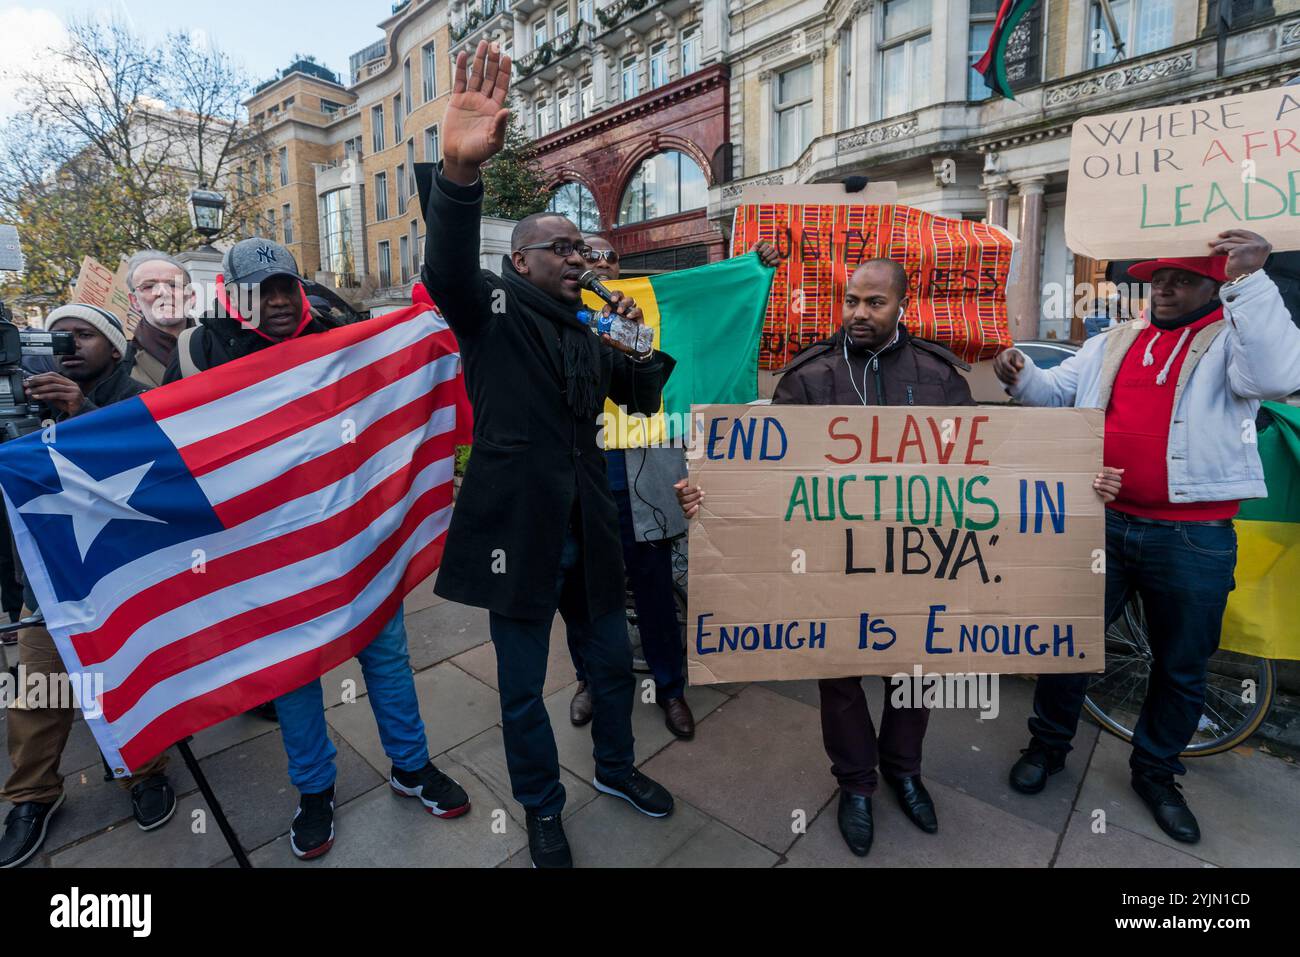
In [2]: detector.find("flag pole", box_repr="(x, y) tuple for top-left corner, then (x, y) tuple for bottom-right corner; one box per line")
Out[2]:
(176, 738), (252, 869)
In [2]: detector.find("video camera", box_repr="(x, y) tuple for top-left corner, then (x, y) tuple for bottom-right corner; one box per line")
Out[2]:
(0, 226), (75, 441)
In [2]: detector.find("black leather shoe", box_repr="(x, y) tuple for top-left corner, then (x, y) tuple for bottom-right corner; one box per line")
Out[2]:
(885, 774), (938, 833)
(0, 794), (64, 868)
(130, 774), (177, 831)
(836, 791), (873, 857)
(1132, 773), (1200, 844)
(569, 683), (593, 727)
(526, 811), (572, 868)
(1009, 738), (1067, 794)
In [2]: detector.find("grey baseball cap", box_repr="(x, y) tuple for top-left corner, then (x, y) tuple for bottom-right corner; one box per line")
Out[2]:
(222, 237), (303, 287)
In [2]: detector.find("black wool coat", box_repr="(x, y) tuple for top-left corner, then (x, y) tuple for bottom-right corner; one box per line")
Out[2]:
(422, 169), (673, 622)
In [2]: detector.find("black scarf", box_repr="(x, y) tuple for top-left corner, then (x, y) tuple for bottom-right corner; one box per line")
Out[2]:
(501, 258), (602, 420)
(1151, 298), (1222, 331)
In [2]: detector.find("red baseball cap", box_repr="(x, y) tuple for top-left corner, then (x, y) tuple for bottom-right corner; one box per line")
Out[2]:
(1128, 255), (1228, 283)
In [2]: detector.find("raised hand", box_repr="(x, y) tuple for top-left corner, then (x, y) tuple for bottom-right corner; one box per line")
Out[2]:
(1211, 229), (1271, 281)
(443, 39), (512, 185)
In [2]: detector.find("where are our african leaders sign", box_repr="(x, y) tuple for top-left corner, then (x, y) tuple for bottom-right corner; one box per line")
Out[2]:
(685, 405), (1105, 684)
(1065, 85), (1300, 260)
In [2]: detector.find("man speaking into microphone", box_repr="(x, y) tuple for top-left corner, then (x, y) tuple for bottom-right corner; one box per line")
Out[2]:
(420, 39), (676, 868)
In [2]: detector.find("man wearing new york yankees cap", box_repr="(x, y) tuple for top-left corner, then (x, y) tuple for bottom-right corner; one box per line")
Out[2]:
(165, 238), (471, 861)
(0, 302), (179, 868)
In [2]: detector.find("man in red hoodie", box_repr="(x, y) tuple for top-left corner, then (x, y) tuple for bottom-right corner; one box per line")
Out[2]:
(996, 229), (1300, 844)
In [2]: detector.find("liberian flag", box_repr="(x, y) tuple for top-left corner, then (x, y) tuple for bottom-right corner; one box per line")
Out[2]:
(0, 302), (469, 776)
(974, 0), (1039, 100)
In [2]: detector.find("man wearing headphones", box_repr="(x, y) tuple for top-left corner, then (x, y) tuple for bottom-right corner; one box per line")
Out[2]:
(677, 258), (1121, 858)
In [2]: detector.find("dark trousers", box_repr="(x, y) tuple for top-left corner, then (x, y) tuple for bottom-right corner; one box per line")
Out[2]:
(488, 526), (636, 816)
(1029, 509), (1237, 778)
(819, 676), (930, 796)
(566, 487), (685, 700)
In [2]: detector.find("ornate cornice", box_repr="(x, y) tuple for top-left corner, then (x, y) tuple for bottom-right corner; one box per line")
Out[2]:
(835, 115), (919, 152)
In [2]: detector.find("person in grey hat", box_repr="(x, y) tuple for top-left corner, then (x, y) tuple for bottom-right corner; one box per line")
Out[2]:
(164, 238), (323, 379)
(163, 237), (470, 862)
(0, 301), (179, 868)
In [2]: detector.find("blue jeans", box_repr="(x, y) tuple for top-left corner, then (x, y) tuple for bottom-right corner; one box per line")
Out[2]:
(275, 607), (429, 794)
(1029, 509), (1237, 778)
(489, 526), (636, 815)
(566, 487), (685, 700)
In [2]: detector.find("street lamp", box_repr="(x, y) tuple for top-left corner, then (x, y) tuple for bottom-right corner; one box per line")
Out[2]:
(188, 186), (227, 242)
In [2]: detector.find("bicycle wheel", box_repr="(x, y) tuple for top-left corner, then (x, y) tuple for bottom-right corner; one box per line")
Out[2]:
(1082, 595), (1277, 756)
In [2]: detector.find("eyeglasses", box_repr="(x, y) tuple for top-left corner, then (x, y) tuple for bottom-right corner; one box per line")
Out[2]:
(582, 249), (619, 265)
(515, 240), (592, 258)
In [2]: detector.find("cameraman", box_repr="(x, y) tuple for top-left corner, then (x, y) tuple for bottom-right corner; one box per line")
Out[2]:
(0, 304), (178, 869)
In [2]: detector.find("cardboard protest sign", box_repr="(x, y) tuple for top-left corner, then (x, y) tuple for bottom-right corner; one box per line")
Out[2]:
(71, 255), (133, 329)
(1065, 85), (1300, 260)
(686, 405), (1105, 684)
(731, 201), (1016, 370)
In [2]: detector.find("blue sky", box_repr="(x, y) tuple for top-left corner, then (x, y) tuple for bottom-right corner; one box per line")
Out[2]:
(1, 1), (391, 115)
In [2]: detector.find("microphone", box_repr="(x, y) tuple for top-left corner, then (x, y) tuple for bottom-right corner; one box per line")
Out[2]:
(579, 270), (617, 304)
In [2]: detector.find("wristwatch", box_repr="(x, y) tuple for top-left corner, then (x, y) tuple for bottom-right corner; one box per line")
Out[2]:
(1222, 270), (1256, 290)
(630, 347), (654, 363)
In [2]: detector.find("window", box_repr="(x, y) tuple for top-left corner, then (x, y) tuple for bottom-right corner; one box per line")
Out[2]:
(681, 24), (702, 75)
(400, 234), (410, 283)
(319, 187), (354, 276)
(403, 58), (412, 114)
(879, 0), (933, 118)
(283, 96), (295, 109)
(321, 98), (344, 115)
(558, 86), (573, 127)
(774, 63), (813, 167)
(250, 162), (260, 195)
(378, 240), (392, 286)
(838, 25), (853, 127)
(394, 95), (403, 141)
(579, 76), (594, 117)
(535, 96), (551, 136)
(375, 171), (389, 220)
(533, 19), (547, 49)
(409, 220), (420, 278)
(579, 0), (594, 22)
(422, 43), (437, 101)
(554, 6), (569, 35)
(372, 104), (386, 152)
(1088, 0), (1174, 69)
(617, 150), (708, 224)
(282, 203), (293, 244)
(621, 55), (639, 101)
(263, 154), (273, 190)
(407, 140), (416, 200)
(650, 42), (669, 89)
(237, 167), (245, 198)
(425, 125), (440, 163)
(279, 146), (289, 187)
(549, 181), (600, 232)
(397, 163), (407, 208)
(968, 0), (1000, 100)
(266, 208), (276, 239)
(345, 135), (363, 160)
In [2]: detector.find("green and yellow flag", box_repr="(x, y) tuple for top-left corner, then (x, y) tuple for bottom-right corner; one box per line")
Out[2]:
(1221, 401), (1300, 661)
(586, 253), (774, 449)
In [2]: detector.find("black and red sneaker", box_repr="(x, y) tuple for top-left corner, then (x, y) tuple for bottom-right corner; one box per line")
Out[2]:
(390, 762), (470, 818)
(289, 786), (335, 860)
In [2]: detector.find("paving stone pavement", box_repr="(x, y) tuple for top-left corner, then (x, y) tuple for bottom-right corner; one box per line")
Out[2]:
(3, 589), (1297, 868)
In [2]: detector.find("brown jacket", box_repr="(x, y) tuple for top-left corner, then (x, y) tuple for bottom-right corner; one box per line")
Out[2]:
(772, 326), (975, 408)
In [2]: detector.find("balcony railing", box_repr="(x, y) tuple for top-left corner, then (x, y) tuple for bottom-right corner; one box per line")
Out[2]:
(451, 0), (510, 43)
(515, 23), (592, 79)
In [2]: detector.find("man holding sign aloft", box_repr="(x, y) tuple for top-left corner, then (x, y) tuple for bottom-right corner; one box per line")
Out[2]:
(997, 229), (1300, 844)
